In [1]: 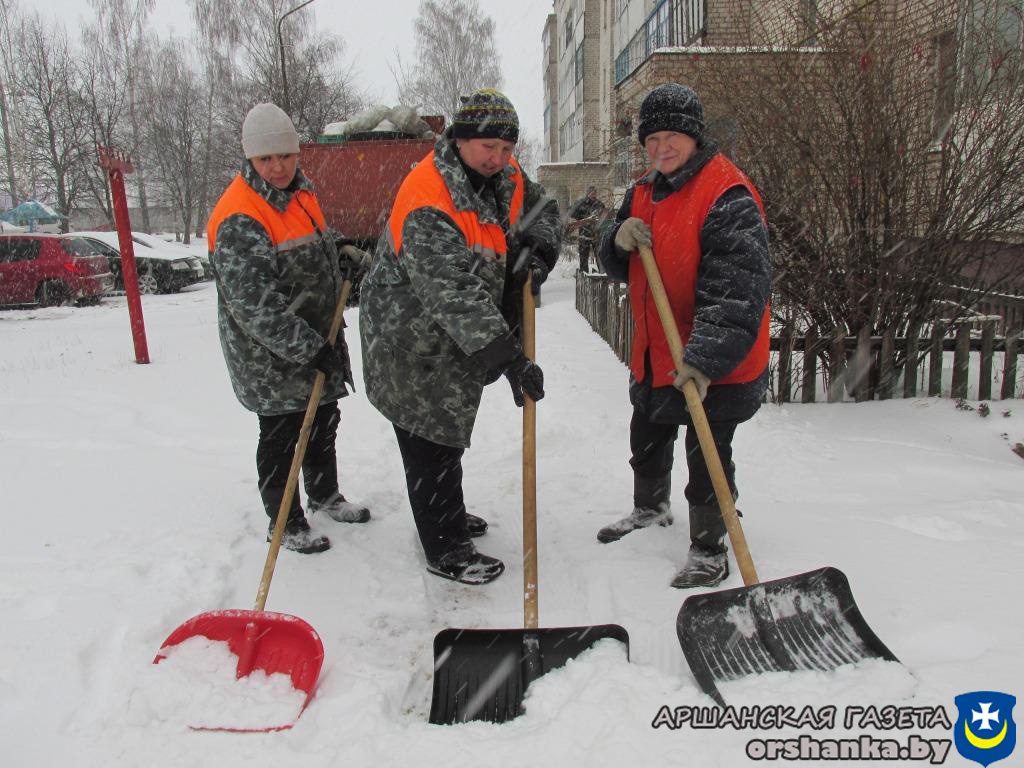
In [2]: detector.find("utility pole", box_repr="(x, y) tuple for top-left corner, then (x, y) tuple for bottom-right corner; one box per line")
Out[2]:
(98, 146), (150, 365)
(276, 0), (316, 115)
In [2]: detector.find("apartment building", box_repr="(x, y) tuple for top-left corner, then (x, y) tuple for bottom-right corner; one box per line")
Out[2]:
(538, 0), (1023, 328)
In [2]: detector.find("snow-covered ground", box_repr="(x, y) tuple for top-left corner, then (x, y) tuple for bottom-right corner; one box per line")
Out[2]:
(2, 257), (1022, 767)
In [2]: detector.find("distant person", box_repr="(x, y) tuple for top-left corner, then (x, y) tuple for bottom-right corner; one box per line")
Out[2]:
(568, 185), (606, 273)
(207, 102), (371, 554)
(359, 88), (561, 584)
(594, 83), (771, 588)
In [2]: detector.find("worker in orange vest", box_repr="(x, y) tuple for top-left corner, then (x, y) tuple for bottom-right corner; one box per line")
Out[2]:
(208, 102), (371, 554)
(359, 89), (561, 584)
(594, 84), (772, 589)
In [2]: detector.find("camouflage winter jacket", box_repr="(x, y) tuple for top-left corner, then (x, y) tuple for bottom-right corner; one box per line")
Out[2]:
(208, 161), (351, 416)
(359, 133), (560, 448)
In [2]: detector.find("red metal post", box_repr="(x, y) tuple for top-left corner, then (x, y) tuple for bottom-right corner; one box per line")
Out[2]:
(98, 146), (150, 364)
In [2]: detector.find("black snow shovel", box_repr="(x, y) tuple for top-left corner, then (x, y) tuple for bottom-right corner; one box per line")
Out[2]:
(635, 245), (899, 708)
(428, 271), (629, 725)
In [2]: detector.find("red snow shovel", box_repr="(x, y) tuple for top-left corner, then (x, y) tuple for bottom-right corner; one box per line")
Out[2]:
(154, 279), (352, 732)
(635, 245), (898, 707)
(429, 270), (629, 725)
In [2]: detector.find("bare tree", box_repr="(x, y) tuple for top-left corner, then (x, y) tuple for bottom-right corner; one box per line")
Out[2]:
(515, 128), (542, 178)
(89, 0), (156, 231)
(197, 0), (363, 140)
(10, 12), (89, 230)
(0, 0), (21, 204)
(688, 1), (1024, 358)
(191, 0), (243, 238)
(143, 38), (206, 243)
(392, 0), (504, 121)
(76, 22), (131, 228)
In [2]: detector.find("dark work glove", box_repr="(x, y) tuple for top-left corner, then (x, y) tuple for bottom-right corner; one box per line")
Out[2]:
(512, 248), (549, 296)
(310, 340), (347, 376)
(337, 244), (370, 280)
(503, 353), (544, 407)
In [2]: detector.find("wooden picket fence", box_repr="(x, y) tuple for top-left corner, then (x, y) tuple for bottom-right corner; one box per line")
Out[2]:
(575, 272), (1022, 402)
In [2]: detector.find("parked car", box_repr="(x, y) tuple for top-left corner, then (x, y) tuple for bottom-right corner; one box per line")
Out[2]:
(74, 231), (203, 294)
(0, 233), (113, 306)
(147, 232), (214, 281)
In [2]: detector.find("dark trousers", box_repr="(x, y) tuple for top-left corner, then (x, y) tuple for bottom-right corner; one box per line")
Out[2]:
(393, 425), (470, 563)
(256, 401), (340, 520)
(578, 235), (594, 273)
(629, 406), (738, 510)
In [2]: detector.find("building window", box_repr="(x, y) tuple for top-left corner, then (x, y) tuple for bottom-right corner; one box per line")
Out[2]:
(575, 43), (584, 84)
(613, 139), (634, 187)
(800, 0), (819, 46)
(932, 30), (957, 144)
(964, 0), (1024, 93)
(564, 10), (574, 50)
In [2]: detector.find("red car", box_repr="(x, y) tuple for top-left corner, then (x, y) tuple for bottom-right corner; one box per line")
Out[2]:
(0, 233), (113, 306)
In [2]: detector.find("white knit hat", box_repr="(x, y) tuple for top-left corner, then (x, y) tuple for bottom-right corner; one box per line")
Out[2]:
(241, 103), (300, 158)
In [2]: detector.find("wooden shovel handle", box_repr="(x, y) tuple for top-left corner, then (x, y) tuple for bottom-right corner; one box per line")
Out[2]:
(257, 280), (352, 611)
(636, 246), (760, 586)
(522, 278), (539, 630)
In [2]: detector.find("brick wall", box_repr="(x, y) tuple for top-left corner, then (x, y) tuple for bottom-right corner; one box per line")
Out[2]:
(537, 162), (614, 216)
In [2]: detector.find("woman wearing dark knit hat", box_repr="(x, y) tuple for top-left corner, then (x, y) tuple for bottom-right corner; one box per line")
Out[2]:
(593, 83), (773, 589)
(207, 102), (371, 555)
(359, 88), (562, 584)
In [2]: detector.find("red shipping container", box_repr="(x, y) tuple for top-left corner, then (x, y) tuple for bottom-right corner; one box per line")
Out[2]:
(300, 134), (437, 244)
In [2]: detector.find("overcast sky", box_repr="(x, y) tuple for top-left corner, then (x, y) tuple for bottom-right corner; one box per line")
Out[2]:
(40, 0), (554, 139)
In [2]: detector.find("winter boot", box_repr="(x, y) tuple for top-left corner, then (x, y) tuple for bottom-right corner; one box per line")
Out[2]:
(426, 542), (504, 585)
(262, 485), (330, 554)
(596, 473), (672, 543)
(269, 515), (332, 555)
(670, 542), (729, 588)
(307, 491), (371, 523)
(465, 512), (488, 538)
(670, 504), (729, 588)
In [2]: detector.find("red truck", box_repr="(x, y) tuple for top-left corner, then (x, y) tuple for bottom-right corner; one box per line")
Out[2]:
(299, 116), (445, 248)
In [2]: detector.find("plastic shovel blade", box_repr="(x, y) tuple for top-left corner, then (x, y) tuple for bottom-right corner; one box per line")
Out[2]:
(677, 566), (899, 706)
(154, 609), (324, 732)
(429, 624), (629, 725)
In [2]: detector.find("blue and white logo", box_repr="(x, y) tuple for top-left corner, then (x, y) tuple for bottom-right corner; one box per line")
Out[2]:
(954, 692), (1016, 767)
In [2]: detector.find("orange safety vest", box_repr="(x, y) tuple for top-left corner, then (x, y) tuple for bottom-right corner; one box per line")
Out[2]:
(207, 175), (328, 255)
(388, 151), (525, 263)
(628, 154), (770, 387)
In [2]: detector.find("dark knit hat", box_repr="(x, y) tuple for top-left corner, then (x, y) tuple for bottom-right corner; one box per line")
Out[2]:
(637, 83), (704, 145)
(452, 88), (520, 143)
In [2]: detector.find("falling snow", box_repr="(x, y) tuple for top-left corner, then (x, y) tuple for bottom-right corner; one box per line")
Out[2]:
(1, 251), (1022, 766)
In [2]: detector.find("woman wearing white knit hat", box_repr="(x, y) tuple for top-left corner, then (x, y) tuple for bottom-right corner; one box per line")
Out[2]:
(207, 102), (371, 554)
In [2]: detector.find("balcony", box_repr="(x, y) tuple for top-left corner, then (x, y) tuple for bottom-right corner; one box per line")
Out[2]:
(614, 0), (706, 85)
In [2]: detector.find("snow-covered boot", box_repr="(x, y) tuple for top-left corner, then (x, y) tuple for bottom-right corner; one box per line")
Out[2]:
(307, 491), (371, 523)
(426, 542), (504, 585)
(465, 512), (488, 538)
(269, 515), (331, 555)
(596, 473), (672, 543)
(670, 542), (729, 588)
(262, 485), (331, 554)
(671, 504), (729, 588)
(597, 504), (673, 543)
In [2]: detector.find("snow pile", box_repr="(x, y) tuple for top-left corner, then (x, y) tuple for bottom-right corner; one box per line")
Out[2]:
(323, 105), (433, 139)
(134, 637), (306, 731)
(1, 262), (1022, 766)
